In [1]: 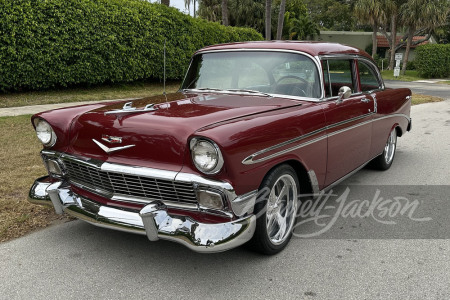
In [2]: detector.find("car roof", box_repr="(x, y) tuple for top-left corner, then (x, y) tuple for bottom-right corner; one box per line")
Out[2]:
(196, 41), (373, 60)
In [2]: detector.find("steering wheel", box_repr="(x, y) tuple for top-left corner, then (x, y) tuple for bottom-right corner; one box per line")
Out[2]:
(274, 75), (308, 97)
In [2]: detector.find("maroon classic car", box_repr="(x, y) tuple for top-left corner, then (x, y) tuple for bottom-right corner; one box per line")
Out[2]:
(29, 41), (411, 254)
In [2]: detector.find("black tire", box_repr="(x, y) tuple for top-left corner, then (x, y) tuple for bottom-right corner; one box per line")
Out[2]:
(370, 127), (397, 170)
(247, 164), (300, 255)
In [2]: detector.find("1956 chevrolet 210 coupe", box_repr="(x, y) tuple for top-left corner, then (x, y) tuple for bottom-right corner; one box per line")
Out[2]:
(29, 42), (411, 254)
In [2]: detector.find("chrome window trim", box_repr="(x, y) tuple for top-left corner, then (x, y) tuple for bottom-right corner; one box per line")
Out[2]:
(318, 54), (385, 101)
(320, 57), (359, 100)
(356, 59), (385, 92)
(184, 48), (325, 101)
(242, 113), (410, 165)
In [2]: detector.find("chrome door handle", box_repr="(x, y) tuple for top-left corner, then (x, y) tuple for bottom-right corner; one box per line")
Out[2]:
(361, 98), (370, 103)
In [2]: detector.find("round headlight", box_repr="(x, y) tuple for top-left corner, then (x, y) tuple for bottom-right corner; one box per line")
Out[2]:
(34, 119), (57, 147)
(190, 138), (224, 174)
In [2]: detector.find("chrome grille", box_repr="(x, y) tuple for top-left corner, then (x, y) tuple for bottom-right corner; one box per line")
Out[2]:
(63, 159), (197, 203)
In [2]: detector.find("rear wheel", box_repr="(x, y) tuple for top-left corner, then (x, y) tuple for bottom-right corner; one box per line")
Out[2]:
(248, 164), (299, 255)
(371, 127), (397, 170)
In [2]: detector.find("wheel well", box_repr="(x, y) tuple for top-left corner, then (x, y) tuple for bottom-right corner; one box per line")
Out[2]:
(395, 125), (403, 137)
(265, 160), (313, 195)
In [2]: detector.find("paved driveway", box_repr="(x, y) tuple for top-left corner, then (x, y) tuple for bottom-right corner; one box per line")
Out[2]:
(384, 80), (450, 98)
(1, 99), (449, 299)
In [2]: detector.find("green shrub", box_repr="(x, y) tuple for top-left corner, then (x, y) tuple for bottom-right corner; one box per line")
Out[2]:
(415, 44), (450, 78)
(0, 0), (262, 91)
(406, 60), (416, 70)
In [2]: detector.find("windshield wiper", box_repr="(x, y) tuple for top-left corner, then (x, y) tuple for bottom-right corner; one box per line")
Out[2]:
(183, 87), (272, 97)
(183, 87), (224, 92)
(226, 89), (272, 97)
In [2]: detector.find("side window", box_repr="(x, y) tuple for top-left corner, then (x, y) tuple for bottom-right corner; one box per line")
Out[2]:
(358, 61), (381, 92)
(326, 59), (355, 97)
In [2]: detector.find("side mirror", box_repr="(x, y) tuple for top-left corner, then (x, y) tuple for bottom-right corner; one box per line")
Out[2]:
(337, 86), (352, 102)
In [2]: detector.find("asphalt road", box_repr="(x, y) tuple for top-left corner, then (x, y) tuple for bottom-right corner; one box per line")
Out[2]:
(385, 80), (449, 98)
(1, 98), (450, 299)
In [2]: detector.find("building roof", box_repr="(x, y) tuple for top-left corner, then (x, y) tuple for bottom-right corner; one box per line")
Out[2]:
(197, 41), (373, 60)
(376, 35), (430, 48)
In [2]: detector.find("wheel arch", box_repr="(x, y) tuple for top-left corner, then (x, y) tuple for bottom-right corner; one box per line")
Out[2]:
(260, 159), (314, 196)
(395, 124), (403, 137)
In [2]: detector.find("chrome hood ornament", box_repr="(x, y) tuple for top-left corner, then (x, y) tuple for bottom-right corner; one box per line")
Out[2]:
(102, 134), (122, 144)
(92, 139), (135, 154)
(104, 101), (157, 115)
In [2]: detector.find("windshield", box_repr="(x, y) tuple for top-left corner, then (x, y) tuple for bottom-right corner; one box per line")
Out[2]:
(182, 51), (321, 99)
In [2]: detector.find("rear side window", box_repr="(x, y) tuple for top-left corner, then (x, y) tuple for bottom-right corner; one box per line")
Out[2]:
(358, 61), (381, 92)
(322, 59), (356, 97)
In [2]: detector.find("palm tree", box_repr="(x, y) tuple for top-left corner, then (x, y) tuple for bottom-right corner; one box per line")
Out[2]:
(198, 0), (221, 22)
(381, 0), (401, 70)
(265, 0), (272, 40)
(288, 15), (320, 40)
(184, 0), (191, 14)
(193, 0), (197, 17)
(276, 0), (286, 39)
(355, 0), (386, 58)
(184, 0), (198, 17)
(229, 0), (265, 32)
(198, 0), (265, 32)
(400, 0), (449, 74)
(222, 0), (229, 26)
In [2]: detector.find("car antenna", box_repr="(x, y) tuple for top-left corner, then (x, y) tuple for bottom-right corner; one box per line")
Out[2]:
(163, 39), (168, 104)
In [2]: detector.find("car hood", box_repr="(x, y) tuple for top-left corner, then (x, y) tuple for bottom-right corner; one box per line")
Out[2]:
(67, 91), (301, 171)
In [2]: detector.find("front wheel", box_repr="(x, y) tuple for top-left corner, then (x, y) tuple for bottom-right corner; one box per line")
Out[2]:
(247, 164), (299, 255)
(370, 127), (397, 170)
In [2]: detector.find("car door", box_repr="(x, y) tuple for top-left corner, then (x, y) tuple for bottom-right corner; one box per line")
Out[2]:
(356, 59), (393, 159)
(320, 58), (375, 186)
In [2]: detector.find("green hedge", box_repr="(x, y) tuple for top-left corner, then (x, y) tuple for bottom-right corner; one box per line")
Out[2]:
(0, 0), (262, 91)
(415, 44), (450, 78)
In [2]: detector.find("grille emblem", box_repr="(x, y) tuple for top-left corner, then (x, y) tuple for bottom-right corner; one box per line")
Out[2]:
(102, 135), (122, 144)
(93, 139), (135, 154)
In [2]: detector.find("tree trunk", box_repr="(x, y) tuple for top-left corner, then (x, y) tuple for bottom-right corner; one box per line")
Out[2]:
(371, 23), (378, 58)
(265, 0), (272, 40)
(161, 0), (170, 6)
(276, 0), (286, 40)
(388, 14), (397, 70)
(401, 29), (414, 75)
(193, 0), (196, 18)
(222, 0), (228, 26)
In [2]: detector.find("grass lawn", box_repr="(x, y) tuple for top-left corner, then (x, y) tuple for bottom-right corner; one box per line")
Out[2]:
(0, 92), (444, 243)
(0, 115), (69, 242)
(381, 70), (422, 81)
(0, 81), (180, 108)
(411, 94), (443, 105)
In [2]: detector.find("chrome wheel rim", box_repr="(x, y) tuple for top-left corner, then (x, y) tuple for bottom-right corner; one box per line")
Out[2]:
(266, 174), (298, 245)
(384, 129), (397, 164)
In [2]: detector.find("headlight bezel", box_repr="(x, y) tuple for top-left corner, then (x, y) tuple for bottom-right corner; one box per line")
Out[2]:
(190, 138), (224, 175)
(33, 118), (57, 147)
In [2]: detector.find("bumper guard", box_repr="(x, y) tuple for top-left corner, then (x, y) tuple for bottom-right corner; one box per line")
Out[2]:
(29, 176), (256, 253)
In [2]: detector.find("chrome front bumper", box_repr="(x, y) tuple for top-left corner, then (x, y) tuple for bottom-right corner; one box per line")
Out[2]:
(29, 176), (256, 253)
